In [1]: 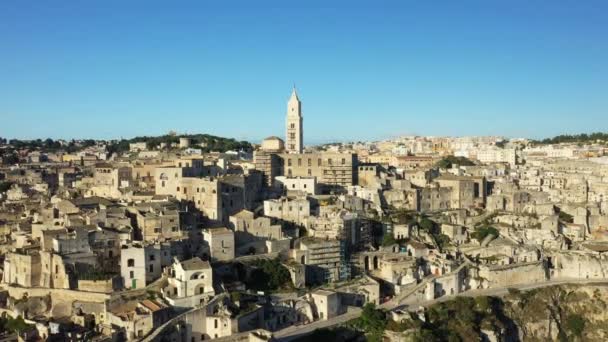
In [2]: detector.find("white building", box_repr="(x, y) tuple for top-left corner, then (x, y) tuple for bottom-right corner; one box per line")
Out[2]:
(274, 176), (318, 195)
(162, 257), (214, 308)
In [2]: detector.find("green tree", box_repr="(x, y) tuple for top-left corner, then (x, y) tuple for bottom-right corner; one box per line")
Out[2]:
(435, 234), (451, 249)
(358, 303), (386, 342)
(419, 217), (436, 233)
(471, 226), (499, 243)
(382, 233), (397, 246)
(244, 258), (292, 291)
(436, 156), (475, 169)
(1, 315), (31, 333)
(558, 211), (574, 223)
(566, 314), (585, 337)
(0, 181), (14, 193)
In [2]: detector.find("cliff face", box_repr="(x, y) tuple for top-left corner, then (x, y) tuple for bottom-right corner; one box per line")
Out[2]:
(504, 285), (608, 341)
(386, 285), (608, 342)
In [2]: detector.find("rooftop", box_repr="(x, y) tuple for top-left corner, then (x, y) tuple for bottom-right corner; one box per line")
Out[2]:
(180, 257), (211, 270)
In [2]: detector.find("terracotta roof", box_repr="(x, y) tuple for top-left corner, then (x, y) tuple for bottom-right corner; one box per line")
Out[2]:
(140, 299), (163, 312)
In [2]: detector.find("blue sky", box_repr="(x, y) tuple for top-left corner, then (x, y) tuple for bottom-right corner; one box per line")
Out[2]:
(0, 1), (607, 143)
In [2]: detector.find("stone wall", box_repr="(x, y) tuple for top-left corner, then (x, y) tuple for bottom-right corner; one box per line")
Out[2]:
(552, 252), (608, 279)
(77, 278), (116, 293)
(479, 261), (547, 288)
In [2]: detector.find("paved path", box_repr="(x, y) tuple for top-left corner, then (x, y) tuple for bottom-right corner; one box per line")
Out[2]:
(274, 306), (362, 341)
(273, 278), (608, 341)
(397, 278), (608, 309)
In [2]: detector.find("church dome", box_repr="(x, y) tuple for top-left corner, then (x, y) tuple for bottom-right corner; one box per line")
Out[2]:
(261, 136), (285, 152)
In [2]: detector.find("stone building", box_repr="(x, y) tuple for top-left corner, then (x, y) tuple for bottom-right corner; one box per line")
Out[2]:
(2, 250), (42, 287)
(310, 290), (339, 320)
(202, 227), (235, 262)
(120, 243), (171, 289)
(279, 152), (358, 191)
(294, 237), (344, 284)
(274, 176), (318, 195)
(264, 196), (311, 226)
(229, 210), (284, 248)
(92, 162), (132, 195)
(253, 136), (285, 188)
(132, 201), (182, 242)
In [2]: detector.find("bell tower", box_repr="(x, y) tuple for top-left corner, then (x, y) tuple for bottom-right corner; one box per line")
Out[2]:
(286, 87), (303, 153)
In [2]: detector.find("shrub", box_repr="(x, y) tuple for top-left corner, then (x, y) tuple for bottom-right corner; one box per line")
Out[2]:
(566, 314), (585, 337)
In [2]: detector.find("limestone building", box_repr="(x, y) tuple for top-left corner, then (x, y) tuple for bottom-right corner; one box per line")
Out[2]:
(202, 227), (235, 262)
(254, 136), (285, 187)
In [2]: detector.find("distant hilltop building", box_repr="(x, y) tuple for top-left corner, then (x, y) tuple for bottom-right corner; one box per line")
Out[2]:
(286, 87), (303, 153)
(179, 137), (191, 149)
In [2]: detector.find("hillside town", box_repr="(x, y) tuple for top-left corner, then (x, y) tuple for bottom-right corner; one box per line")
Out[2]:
(2, 89), (608, 341)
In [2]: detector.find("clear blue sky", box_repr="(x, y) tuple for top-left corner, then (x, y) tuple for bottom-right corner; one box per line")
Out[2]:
(1, 1), (607, 143)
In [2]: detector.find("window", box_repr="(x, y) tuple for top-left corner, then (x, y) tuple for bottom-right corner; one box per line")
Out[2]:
(328, 158), (333, 165)
(307, 169), (312, 176)
(318, 158), (322, 166)
(290, 123), (295, 128)
(149, 254), (155, 261)
(298, 158), (302, 166)
(149, 264), (154, 272)
(127, 259), (135, 267)
(130, 271), (134, 279)
(341, 158), (346, 165)
(288, 159), (292, 167)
